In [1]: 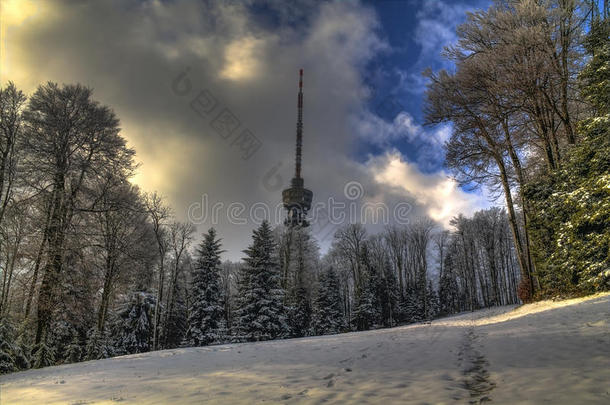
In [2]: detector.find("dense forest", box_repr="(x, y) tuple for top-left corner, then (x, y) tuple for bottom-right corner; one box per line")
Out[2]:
(0, 0), (608, 373)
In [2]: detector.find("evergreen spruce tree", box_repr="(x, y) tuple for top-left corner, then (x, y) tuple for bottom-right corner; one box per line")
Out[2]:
(401, 286), (421, 323)
(379, 260), (401, 327)
(352, 282), (375, 331)
(439, 267), (459, 316)
(85, 327), (114, 360)
(112, 291), (156, 355)
(65, 334), (82, 364)
(312, 267), (345, 335)
(351, 243), (377, 331)
(0, 320), (29, 372)
(525, 18), (610, 294)
(282, 227), (317, 338)
(287, 285), (311, 337)
(49, 320), (77, 364)
(186, 228), (226, 346)
(0, 321), (16, 373)
(235, 221), (288, 341)
(32, 339), (55, 369)
(425, 281), (440, 320)
(163, 279), (188, 348)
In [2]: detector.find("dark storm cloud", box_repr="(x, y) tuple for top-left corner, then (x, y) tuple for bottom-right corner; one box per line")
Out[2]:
(3, 0), (487, 259)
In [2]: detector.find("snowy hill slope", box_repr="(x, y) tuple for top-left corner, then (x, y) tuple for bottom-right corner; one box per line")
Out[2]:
(1, 293), (608, 405)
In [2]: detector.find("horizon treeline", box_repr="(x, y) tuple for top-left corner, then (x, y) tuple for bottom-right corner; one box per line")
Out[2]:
(0, 0), (608, 374)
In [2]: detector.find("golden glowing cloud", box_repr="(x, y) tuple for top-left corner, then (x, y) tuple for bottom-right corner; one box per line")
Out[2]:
(219, 36), (263, 81)
(0, 0), (48, 87)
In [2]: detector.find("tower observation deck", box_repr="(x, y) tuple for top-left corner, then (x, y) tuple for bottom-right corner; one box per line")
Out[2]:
(282, 69), (313, 228)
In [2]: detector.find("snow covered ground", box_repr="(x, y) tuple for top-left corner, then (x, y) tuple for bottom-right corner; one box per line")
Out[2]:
(2, 293), (608, 404)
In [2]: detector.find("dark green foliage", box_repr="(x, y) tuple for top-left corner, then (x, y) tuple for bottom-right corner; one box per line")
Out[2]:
(0, 320), (30, 373)
(439, 267), (460, 316)
(351, 244), (378, 330)
(235, 221), (288, 341)
(525, 19), (610, 295)
(186, 228), (226, 346)
(163, 280), (188, 349)
(425, 281), (440, 320)
(0, 321), (17, 373)
(49, 320), (79, 364)
(65, 334), (82, 364)
(287, 285), (311, 337)
(32, 340), (55, 369)
(401, 287), (422, 324)
(352, 284), (376, 331)
(85, 328), (114, 360)
(112, 291), (156, 355)
(371, 258), (400, 327)
(312, 267), (345, 335)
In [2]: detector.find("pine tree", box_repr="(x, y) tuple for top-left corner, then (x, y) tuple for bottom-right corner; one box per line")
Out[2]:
(401, 286), (421, 324)
(186, 228), (226, 346)
(379, 261), (401, 327)
(85, 328), (114, 360)
(112, 291), (156, 355)
(352, 282), (375, 331)
(1, 321), (31, 372)
(425, 281), (440, 320)
(0, 321), (16, 373)
(439, 267), (459, 316)
(235, 221), (288, 341)
(32, 339), (55, 369)
(312, 267), (345, 335)
(351, 244), (379, 331)
(49, 320), (77, 364)
(163, 278), (188, 348)
(65, 334), (82, 364)
(287, 285), (311, 337)
(525, 18), (610, 294)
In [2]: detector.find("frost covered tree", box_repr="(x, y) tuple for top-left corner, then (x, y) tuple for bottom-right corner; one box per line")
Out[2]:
(312, 267), (344, 335)
(21, 83), (136, 344)
(162, 221), (195, 348)
(439, 265), (460, 316)
(425, 281), (440, 320)
(186, 228), (226, 346)
(235, 221), (287, 341)
(287, 285), (311, 337)
(65, 334), (82, 364)
(284, 227), (317, 337)
(32, 339), (55, 369)
(0, 320), (29, 373)
(85, 327), (114, 361)
(351, 244), (378, 330)
(112, 291), (156, 355)
(163, 277), (188, 349)
(525, 17), (610, 294)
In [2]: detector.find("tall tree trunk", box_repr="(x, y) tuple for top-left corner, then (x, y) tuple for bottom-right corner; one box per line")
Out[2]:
(24, 202), (52, 319)
(495, 158), (533, 300)
(152, 254), (165, 351)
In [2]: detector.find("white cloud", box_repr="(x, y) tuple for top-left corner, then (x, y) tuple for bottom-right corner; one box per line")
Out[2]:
(367, 150), (489, 228)
(353, 110), (448, 145)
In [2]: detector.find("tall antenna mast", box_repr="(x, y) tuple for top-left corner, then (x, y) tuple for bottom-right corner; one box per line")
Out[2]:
(295, 68), (303, 179)
(282, 69), (313, 228)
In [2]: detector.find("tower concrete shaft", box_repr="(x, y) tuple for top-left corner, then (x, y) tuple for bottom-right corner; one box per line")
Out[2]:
(282, 69), (313, 227)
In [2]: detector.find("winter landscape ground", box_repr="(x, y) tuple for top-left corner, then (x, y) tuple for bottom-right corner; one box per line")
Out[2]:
(1, 292), (608, 405)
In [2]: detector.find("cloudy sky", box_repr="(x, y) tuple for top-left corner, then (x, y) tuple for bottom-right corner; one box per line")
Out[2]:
(2, 0), (493, 259)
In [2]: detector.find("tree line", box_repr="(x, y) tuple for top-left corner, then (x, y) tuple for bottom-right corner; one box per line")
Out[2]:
(0, 0), (607, 374)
